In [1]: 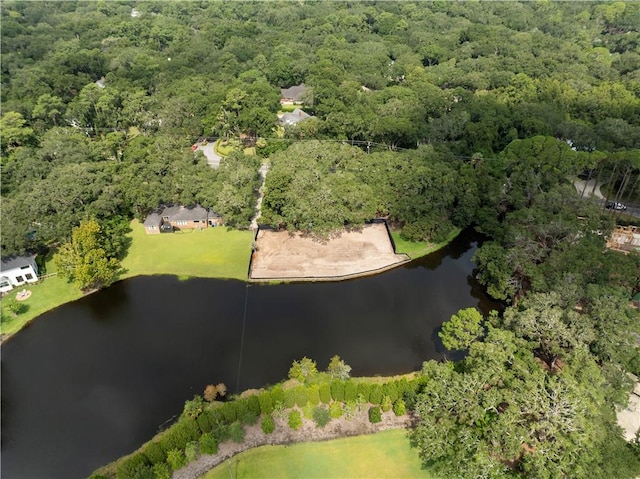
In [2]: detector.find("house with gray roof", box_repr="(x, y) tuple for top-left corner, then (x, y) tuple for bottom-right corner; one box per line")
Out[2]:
(0, 255), (39, 293)
(280, 83), (307, 104)
(279, 108), (315, 127)
(144, 205), (222, 234)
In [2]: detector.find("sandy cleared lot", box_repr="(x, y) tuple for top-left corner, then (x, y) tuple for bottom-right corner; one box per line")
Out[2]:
(250, 222), (409, 281)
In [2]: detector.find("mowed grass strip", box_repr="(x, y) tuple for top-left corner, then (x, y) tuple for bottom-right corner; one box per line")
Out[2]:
(201, 429), (434, 479)
(121, 220), (254, 280)
(391, 228), (461, 260)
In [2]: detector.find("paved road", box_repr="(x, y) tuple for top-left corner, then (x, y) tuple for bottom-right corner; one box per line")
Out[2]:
(573, 178), (640, 218)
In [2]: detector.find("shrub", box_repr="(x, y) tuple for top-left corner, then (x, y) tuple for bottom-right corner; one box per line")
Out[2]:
(270, 386), (285, 405)
(160, 419), (199, 459)
(116, 453), (150, 479)
(393, 399), (407, 416)
(241, 409), (259, 426)
(247, 395), (261, 416)
(330, 380), (345, 402)
(211, 421), (229, 443)
(261, 415), (275, 434)
(283, 388), (296, 408)
(381, 395), (393, 412)
(141, 441), (166, 465)
(295, 386), (309, 408)
(204, 385), (218, 402)
(288, 356), (318, 382)
(327, 355), (352, 379)
(199, 433), (218, 455)
(221, 401), (238, 423)
(344, 381), (357, 402)
(313, 406), (331, 428)
(185, 441), (198, 462)
(357, 383), (371, 403)
(183, 395), (204, 419)
(166, 448), (186, 471)
(344, 401), (357, 420)
(229, 421), (245, 443)
(329, 401), (343, 419)
(368, 406), (382, 424)
(288, 410), (302, 430)
(383, 382), (399, 402)
(273, 400), (286, 419)
(308, 384), (320, 405)
(302, 403), (314, 419)
(196, 411), (213, 434)
(319, 383), (331, 404)
(369, 384), (383, 405)
(152, 463), (171, 479)
(258, 391), (274, 415)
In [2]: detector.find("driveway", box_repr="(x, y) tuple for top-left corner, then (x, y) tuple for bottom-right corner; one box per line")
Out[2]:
(573, 178), (604, 199)
(194, 141), (222, 169)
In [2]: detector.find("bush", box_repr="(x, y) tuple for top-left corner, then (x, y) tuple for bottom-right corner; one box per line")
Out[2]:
(327, 355), (352, 380)
(116, 453), (150, 479)
(211, 421), (229, 443)
(302, 403), (314, 419)
(329, 401), (343, 419)
(369, 384), (383, 405)
(229, 421), (245, 443)
(319, 383), (331, 404)
(185, 441), (198, 462)
(368, 406), (382, 424)
(330, 380), (345, 402)
(283, 388), (296, 408)
(273, 400), (286, 419)
(393, 399), (407, 416)
(241, 409), (259, 426)
(270, 386), (285, 405)
(295, 386), (309, 408)
(381, 395), (392, 412)
(183, 395), (204, 419)
(344, 401), (357, 420)
(344, 381), (358, 402)
(288, 356), (318, 382)
(308, 384), (320, 405)
(166, 448), (186, 471)
(357, 383), (371, 403)
(141, 441), (166, 465)
(221, 401), (238, 423)
(196, 411), (213, 434)
(288, 410), (302, 430)
(152, 462), (171, 479)
(382, 382), (399, 402)
(313, 406), (331, 428)
(258, 391), (274, 415)
(247, 395), (261, 416)
(261, 415), (275, 434)
(199, 433), (218, 455)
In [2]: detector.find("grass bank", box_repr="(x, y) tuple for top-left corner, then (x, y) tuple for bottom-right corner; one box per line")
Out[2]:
(0, 262), (82, 336)
(121, 220), (254, 281)
(1, 222), (253, 338)
(391, 228), (461, 260)
(200, 429), (433, 479)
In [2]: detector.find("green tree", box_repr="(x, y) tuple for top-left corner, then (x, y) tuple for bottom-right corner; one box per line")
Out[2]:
(288, 357), (318, 382)
(54, 219), (122, 291)
(439, 307), (484, 351)
(327, 355), (352, 380)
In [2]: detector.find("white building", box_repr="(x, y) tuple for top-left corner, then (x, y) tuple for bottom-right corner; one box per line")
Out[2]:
(0, 255), (39, 293)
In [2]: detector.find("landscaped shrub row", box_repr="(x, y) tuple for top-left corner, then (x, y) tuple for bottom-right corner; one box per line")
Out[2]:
(98, 377), (423, 479)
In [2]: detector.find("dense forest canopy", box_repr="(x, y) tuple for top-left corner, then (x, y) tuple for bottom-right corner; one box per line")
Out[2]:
(2, 2), (640, 477)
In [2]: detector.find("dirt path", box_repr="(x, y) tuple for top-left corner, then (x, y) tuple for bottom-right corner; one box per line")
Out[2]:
(173, 409), (414, 479)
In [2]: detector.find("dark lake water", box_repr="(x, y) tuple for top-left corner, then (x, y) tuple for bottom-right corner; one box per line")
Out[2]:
(1, 230), (499, 479)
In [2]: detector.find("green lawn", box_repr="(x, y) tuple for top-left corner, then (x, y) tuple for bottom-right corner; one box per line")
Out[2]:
(0, 261), (82, 336)
(201, 429), (434, 479)
(121, 220), (254, 280)
(391, 228), (461, 260)
(214, 139), (256, 157)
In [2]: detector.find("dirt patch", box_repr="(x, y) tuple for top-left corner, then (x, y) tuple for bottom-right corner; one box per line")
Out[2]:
(174, 409), (415, 479)
(250, 223), (409, 281)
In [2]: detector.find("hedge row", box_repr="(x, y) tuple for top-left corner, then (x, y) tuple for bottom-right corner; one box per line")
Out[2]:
(99, 377), (424, 479)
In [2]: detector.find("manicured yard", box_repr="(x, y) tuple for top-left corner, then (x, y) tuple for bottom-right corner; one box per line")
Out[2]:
(391, 228), (461, 260)
(0, 261), (82, 336)
(201, 429), (434, 479)
(121, 220), (254, 280)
